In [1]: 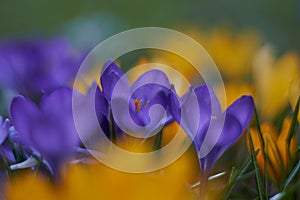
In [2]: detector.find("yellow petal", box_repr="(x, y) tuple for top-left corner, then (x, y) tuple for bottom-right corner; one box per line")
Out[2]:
(248, 124), (281, 182)
(253, 46), (300, 120)
(277, 117), (297, 170)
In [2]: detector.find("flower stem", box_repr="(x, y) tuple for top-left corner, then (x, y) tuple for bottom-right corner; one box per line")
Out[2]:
(153, 130), (163, 151)
(199, 171), (208, 199)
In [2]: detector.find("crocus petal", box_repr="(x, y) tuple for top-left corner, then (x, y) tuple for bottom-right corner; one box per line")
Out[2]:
(40, 88), (78, 149)
(0, 38), (81, 99)
(130, 84), (170, 126)
(200, 95), (254, 172)
(10, 96), (41, 146)
(40, 87), (73, 114)
(95, 85), (110, 138)
(178, 85), (221, 145)
(100, 60), (127, 101)
(225, 95), (254, 130)
(131, 69), (171, 98)
(111, 96), (167, 138)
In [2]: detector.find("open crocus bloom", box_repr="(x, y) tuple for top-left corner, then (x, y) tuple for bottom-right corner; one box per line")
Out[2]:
(10, 88), (79, 175)
(95, 61), (176, 139)
(171, 85), (254, 175)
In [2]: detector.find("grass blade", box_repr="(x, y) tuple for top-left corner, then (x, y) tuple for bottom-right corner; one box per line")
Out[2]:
(248, 130), (264, 200)
(287, 96), (299, 149)
(281, 160), (300, 191)
(254, 106), (268, 199)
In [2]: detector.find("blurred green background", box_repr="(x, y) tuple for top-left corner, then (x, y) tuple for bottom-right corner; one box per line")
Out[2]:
(0, 0), (299, 51)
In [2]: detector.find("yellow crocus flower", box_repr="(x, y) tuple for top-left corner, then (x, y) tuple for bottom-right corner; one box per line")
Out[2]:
(201, 28), (261, 80)
(253, 45), (300, 120)
(248, 117), (297, 185)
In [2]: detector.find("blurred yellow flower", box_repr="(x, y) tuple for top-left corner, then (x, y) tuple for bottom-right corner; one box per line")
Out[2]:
(5, 153), (198, 200)
(214, 82), (253, 109)
(253, 45), (300, 120)
(5, 122), (203, 200)
(149, 28), (261, 83)
(200, 28), (261, 80)
(248, 117), (297, 184)
(4, 121), (231, 200)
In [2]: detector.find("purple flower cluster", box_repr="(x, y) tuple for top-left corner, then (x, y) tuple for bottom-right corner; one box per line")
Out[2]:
(0, 38), (81, 176)
(96, 61), (255, 176)
(0, 38), (254, 181)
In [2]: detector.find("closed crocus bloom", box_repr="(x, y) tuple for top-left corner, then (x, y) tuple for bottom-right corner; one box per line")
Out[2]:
(171, 85), (254, 175)
(248, 117), (297, 184)
(10, 88), (79, 175)
(0, 38), (81, 100)
(253, 45), (300, 120)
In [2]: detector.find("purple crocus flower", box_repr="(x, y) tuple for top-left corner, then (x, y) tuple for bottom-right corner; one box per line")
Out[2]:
(0, 38), (81, 100)
(171, 85), (254, 175)
(96, 60), (175, 139)
(10, 87), (79, 175)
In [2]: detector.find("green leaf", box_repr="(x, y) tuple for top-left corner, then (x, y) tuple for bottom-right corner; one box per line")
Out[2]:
(286, 96), (299, 149)
(254, 106), (268, 199)
(281, 160), (300, 191)
(153, 129), (163, 151)
(248, 130), (264, 200)
(223, 153), (257, 200)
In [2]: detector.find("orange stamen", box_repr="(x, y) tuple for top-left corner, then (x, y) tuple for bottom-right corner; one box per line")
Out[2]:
(137, 100), (143, 112)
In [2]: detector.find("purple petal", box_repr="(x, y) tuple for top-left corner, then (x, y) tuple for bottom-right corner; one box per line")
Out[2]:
(179, 85), (221, 144)
(199, 95), (254, 173)
(100, 60), (127, 101)
(131, 69), (171, 98)
(226, 95), (254, 130)
(130, 84), (170, 126)
(40, 87), (73, 115)
(95, 85), (110, 137)
(199, 114), (242, 172)
(10, 96), (41, 146)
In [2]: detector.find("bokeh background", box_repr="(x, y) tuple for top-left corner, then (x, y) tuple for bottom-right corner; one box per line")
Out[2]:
(1, 0), (299, 51)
